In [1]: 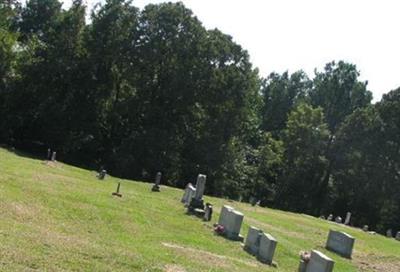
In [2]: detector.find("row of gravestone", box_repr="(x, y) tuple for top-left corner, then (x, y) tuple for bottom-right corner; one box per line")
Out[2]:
(180, 178), (356, 272)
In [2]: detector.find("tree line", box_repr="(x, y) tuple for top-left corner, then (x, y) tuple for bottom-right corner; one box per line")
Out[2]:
(0, 0), (399, 234)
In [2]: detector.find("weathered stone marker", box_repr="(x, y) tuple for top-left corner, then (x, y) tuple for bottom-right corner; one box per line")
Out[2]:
(335, 216), (342, 224)
(304, 250), (334, 272)
(362, 225), (369, 232)
(244, 226), (262, 255)
(51, 151), (57, 162)
(258, 233), (277, 264)
(112, 182), (122, 197)
(194, 174), (206, 200)
(47, 148), (51, 160)
(182, 183), (196, 207)
(151, 172), (162, 192)
(344, 212), (351, 225)
(188, 174), (207, 212)
(396, 231), (400, 241)
(386, 229), (393, 238)
(97, 169), (107, 180)
(326, 230), (355, 258)
(217, 205), (244, 241)
(327, 214), (333, 221)
(204, 203), (213, 221)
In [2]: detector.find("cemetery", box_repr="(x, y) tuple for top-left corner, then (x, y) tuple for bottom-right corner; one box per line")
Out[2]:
(1, 147), (400, 271)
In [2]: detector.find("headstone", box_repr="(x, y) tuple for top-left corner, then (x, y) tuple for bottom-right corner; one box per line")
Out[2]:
(47, 148), (51, 160)
(97, 169), (107, 180)
(194, 174), (206, 200)
(151, 172), (162, 192)
(319, 215), (326, 220)
(223, 209), (244, 240)
(362, 225), (369, 232)
(305, 250), (334, 272)
(203, 203), (213, 221)
(183, 184), (196, 207)
(244, 226), (262, 255)
(335, 216), (342, 224)
(181, 183), (193, 203)
(51, 151), (56, 162)
(344, 212), (351, 225)
(258, 232), (277, 265)
(386, 229), (392, 238)
(396, 231), (400, 241)
(325, 230), (355, 258)
(249, 196), (257, 206)
(327, 214), (333, 221)
(112, 182), (122, 197)
(217, 205), (244, 241)
(218, 205), (233, 227)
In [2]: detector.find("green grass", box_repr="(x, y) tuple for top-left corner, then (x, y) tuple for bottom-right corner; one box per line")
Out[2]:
(0, 147), (399, 271)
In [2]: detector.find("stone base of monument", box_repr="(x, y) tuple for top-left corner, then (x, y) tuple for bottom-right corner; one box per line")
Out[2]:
(151, 184), (160, 192)
(188, 198), (205, 212)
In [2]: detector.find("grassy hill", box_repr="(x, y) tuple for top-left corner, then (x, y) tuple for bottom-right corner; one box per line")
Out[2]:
(0, 147), (399, 271)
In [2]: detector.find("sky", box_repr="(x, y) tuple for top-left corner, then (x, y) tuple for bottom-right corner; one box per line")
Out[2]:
(60, 0), (400, 101)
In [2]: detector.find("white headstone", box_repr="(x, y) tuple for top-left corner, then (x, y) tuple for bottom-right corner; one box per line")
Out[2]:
(258, 232), (277, 265)
(194, 174), (206, 200)
(306, 250), (334, 272)
(344, 212), (351, 225)
(244, 226), (262, 255)
(326, 230), (355, 258)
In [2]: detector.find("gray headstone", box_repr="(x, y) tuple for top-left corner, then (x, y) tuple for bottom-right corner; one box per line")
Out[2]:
(326, 230), (355, 258)
(224, 209), (244, 239)
(203, 203), (213, 221)
(327, 214), (333, 221)
(386, 229), (392, 238)
(218, 205), (243, 240)
(244, 226), (262, 255)
(396, 231), (400, 241)
(47, 148), (51, 160)
(194, 174), (206, 200)
(181, 183), (196, 206)
(306, 250), (334, 272)
(218, 205), (234, 226)
(258, 232), (277, 265)
(51, 151), (56, 162)
(155, 172), (162, 185)
(344, 212), (351, 225)
(298, 260), (307, 272)
(335, 216), (342, 224)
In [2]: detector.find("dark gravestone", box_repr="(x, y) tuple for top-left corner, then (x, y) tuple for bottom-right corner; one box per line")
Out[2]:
(151, 172), (162, 192)
(203, 203), (213, 221)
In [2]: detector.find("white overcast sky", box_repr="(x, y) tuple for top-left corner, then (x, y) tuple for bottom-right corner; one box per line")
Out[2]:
(57, 1), (400, 101)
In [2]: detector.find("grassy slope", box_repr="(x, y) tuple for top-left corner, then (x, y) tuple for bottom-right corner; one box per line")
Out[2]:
(0, 148), (399, 272)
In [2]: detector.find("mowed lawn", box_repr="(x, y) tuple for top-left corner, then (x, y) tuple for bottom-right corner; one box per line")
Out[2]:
(0, 148), (399, 271)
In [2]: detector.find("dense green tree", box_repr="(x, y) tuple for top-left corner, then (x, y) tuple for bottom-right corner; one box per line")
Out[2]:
(261, 71), (310, 134)
(277, 103), (330, 214)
